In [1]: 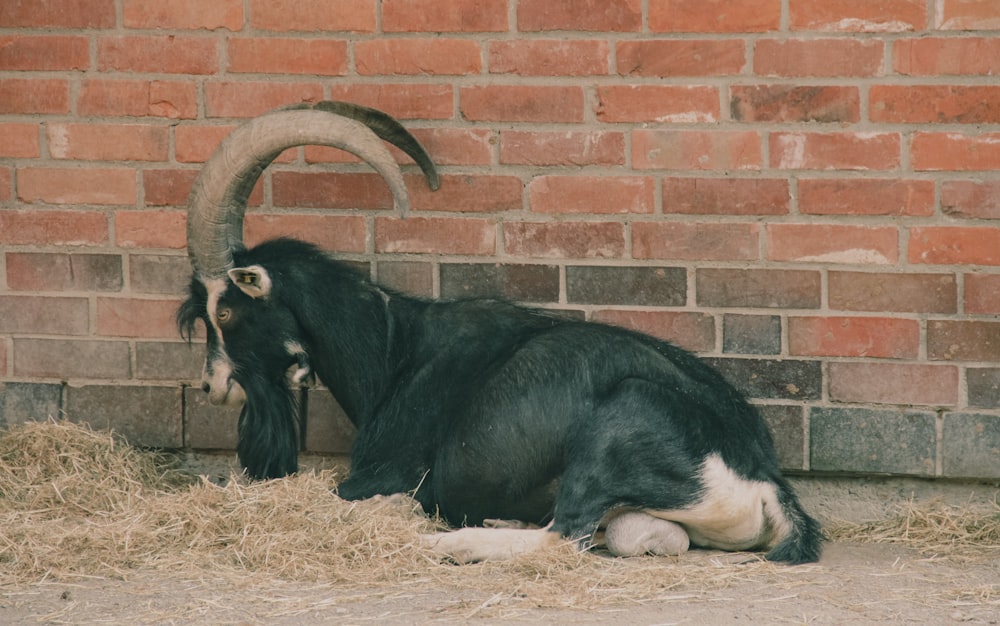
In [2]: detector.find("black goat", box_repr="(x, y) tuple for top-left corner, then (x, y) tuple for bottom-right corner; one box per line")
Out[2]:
(179, 101), (822, 564)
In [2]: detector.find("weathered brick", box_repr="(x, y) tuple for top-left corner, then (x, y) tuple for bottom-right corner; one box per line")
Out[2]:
(504, 222), (625, 259)
(894, 37), (1000, 76)
(871, 85), (1000, 124)
(518, 0), (642, 32)
(529, 176), (653, 214)
(115, 210), (187, 249)
(757, 404), (805, 470)
(649, 0), (781, 33)
(249, 0), (376, 32)
(723, 315), (781, 355)
(730, 85), (860, 123)
(770, 132), (900, 170)
(376, 261), (434, 297)
(185, 387), (240, 450)
(18, 168), (136, 206)
(356, 39), (481, 76)
(942, 180), (1000, 220)
(65, 385), (182, 448)
(143, 169), (196, 207)
(123, 0), (243, 30)
(228, 38), (349, 76)
(0, 0), (115, 28)
(305, 390), (356, 454)
(0, 78), (70, 114)
(935, 0), (1000, 30)
(272, 172), (390, 210)
(245, 214), (367, 253)
(596, 85), (719, 123)
(409, 175), (523, 213)
(0, 296), (89, 335)
(810, 408), (936, 475)
(0, 123), (39, 158)
(6, 253), (122, 292)
(928, 320), (1000, 362)
(0, 35), (89, 71)
(914, 132), (1000, 172)
(79, 79), (198, 119)
(632, 222), (759, 262)
(909, 226), (1000, 265)
(617, 40), (745, 77)
(500, 131), (625, 166)
(439, 264), (560, 302)
(755, 39), (884, 77)
(566, 266), (686, 306)
(789, 0), (926, 31)
(327, 84), (455, 120)
(398, 128), (493, 166)
(966, 369), (1000, 409)
(375, 217), (495, 255)
(130, 254), (191, 296)
(661, 178), (789, 215)
(964, 274), (1000, 314)
(0, 382), (62, 428)
(633, 130), (762, 170)
(798, 179), (934, 216)
(14, 339), (130, 379)
(705, 357), (822, 401)
(697, 269), (821, 308)
(98, 36), (218, 75)
(383, 0), (506, 32)
(96, 298), (181, 339)
(48, 123), (170, 162)
(135, 342), (202, 380)
(489, 40), (609, 76)
(829, 362), (959, 406)
(0, 210), (108, 246)
(592, 310), (714, 352)
(0, 168), (9, 202)
(461, 86), (584, 123)
(829, 271), (956, 313)
(767, 224), (899, 264)
(942, 413), (1000, 479)
(789, 316), (919, 359)
(205, 82), (325, 118)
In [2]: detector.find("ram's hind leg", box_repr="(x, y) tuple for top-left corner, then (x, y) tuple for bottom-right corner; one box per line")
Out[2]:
(601, 510), (690, 557)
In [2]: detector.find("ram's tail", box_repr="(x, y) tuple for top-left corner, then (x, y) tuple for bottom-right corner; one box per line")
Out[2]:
(764, 477), (823, 564)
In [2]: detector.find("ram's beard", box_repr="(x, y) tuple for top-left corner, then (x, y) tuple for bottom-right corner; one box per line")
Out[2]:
(236, 375), (299, 480)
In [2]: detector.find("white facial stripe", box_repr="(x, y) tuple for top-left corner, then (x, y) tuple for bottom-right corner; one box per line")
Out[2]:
(202, 278), (245, 406)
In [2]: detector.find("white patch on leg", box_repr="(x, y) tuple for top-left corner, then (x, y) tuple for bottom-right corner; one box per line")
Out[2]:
(421, 526), (563, 563)
(603, 510), (690, 557)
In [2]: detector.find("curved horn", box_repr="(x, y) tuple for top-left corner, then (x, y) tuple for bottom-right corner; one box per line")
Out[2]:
(187, 104), (435, 280)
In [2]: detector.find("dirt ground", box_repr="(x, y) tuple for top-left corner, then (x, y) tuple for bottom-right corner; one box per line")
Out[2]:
(2, 453), (997, 625)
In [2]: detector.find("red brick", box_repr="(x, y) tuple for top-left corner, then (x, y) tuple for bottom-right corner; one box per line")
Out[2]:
(790, 0), (926, 31)
(730, 85), (860, 123)
(273, 172), (394, 210)
(18, 168), (136, 206)
(376, 217), (495, 255)
(633, 222), (759, 261)
(928, 320), (1000, 361)
(250, 0), (375, 32)
(662, 178), (789, 215)
(204, 82), (324, 118)
(871, 85), (1000, 124)
(909, 226), (1000, 266)
(328, 84), (454, 120)
(935, 0), (1000, 30)
(382, 0), (507, 32)
(409, 174), (523, 213)
(594, 310), (715, 353)
(942, 180), (1000, 220)
(618, 40), (745, 77)
(6, 252), (122, 292)
(124, 0), (243, 30)
(228, 38), (348, 76)
(518, 0), (642, 32)
(461, 85), (584, 123)
(829, 272), (957, 314)
(98, 36), (218, 75)
(356, 39), (481, 76)
(79, 79), (198, 119)
(0, 79), (69, 114)
(0, 210), (108, 246)
(0, 168), (11, 202)
(894, 38), (1000, 76)
(0, 35), (88, 70)
(489, 40), (609, 76)
(500, 131), (624, 166)
(829, 363), (958, 406)
(307, 128), (492, 167)
(115, 210), (187, 249)
(633, 130), (762, 170)
(97, 298), (181, 339)
(144, 169), (196, 207)
(755, 39), (884, 77)
(244, 215), (367, 253)
(768, 224), (899, 264)
(790, 316), (919, 358)
(965, 274), (1000, 314)
(799, 179), (934, 216)
(0, 296), (90, 336)
(770, 132), (900, 170)
(0, 123), (40, 158)
(528, 176), (654, 214)
(912, 132), (1000, 171)
(0, 342), (5, 377)
(48, 124), (169, 162)
(0, 0), (115, 28)
(650, 0), (780, 32)
(503, 222), (625, 259)
(596, 85), (719, 123)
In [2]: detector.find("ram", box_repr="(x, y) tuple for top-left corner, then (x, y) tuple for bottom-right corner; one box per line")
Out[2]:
(178, 101), (822, 564)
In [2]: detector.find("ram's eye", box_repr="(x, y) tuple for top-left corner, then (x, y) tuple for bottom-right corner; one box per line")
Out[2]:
(216, 308), (232, 324)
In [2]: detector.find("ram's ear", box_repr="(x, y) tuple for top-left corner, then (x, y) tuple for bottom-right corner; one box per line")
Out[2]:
(228, 265), (272, 299)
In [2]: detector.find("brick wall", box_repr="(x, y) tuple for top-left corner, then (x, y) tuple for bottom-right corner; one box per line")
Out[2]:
(1, 0), (998, 480)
